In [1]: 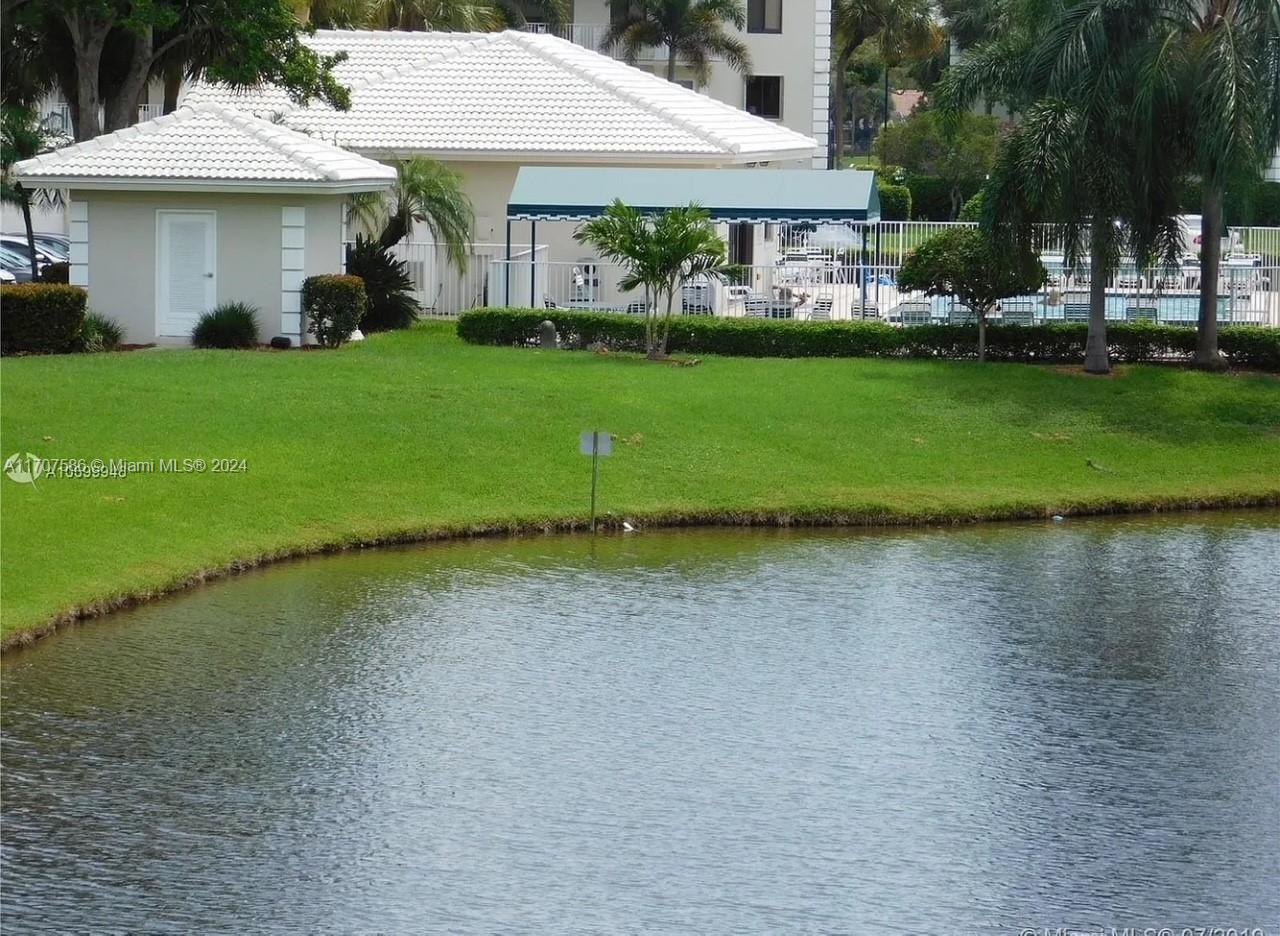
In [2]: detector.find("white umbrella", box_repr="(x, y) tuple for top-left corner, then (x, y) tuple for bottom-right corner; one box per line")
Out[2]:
(807, 224), (859, 249)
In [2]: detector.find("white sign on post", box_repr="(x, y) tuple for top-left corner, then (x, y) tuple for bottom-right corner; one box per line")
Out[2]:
(580, 431), (613, 457)
(580, 431), (612, 533)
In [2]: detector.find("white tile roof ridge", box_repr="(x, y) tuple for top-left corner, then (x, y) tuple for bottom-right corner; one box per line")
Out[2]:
(322, 31), (504, 97)
(186, 101), (384, 180)
(506, 31), (743, 155)
(18, 106), (196, 171)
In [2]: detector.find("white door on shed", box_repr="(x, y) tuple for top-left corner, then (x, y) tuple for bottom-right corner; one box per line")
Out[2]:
(156, 211), (216, 338)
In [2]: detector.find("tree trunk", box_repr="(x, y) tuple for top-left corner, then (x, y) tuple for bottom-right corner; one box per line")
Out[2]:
(1084, 219), (1110, 374)
(104, 27), (155, 133)
(977, 311), (986, 362)
(163, 65), (183, 114)
(883, 70), (890, 127)
(1196, 182), (1226, 370)
(66, 13), (110, 141)
(832, 64), (847, 167)
(18, 185), (39, 281)
(665, 46), (677, 82)
(652, 288), (675, 359)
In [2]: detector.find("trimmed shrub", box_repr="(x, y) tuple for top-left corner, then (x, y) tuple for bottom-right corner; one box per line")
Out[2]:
(77, 312), (124, 352)
(344, 235), (421, 332)
(457, 308), (1280, 371)
(877, 183), (912, 221)
(39, 261), (69, 283)
(302, 274), (367, 348)
(1221, 326), (1280, 371)
(192, 302), (260, 349)
(0, 283), (87, 355)
(903, 174), (957, 221)
(1250, 182), (1280, 227)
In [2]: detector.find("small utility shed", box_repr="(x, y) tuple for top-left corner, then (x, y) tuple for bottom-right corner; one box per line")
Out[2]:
(14, 102), (395, 346)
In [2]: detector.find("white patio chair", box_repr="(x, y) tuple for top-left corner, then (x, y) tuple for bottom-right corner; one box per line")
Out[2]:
(810, 297), (833, 321)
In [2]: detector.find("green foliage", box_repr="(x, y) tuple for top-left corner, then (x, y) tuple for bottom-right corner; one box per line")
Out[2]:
(958, 189), (985, 222)
(602, 0), (751, 82)
(877, 183), (912, 220)
(77, 312), (124, 353)
(1180, 179), (1280, 227)
(344, 236), (421, 332)
(0, 284), (87, 355)
(39, 261), (69, 283)
(902, 173), (961, 221)
(457, 309), (1279, 370)
(302, 274), (368, 348)
(897, 228), (1045, 315)
(192, 302), (261, 349)
(6, 1), (350, 141)
(876, 111), (999, 218)
(348, 158), (474, 267)
(575, 200), (729, 358)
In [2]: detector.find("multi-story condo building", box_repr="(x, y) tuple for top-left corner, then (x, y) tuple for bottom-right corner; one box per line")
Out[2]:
(525, 0), (831, 170)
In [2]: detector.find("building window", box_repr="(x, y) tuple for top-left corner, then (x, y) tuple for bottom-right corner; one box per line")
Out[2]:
(747, 0), (782, 33)
(745, 77), (782, 119)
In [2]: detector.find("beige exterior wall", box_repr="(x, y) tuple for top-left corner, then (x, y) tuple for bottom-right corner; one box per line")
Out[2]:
(569, 0), (830, 169)
(74, 190), (346, 345)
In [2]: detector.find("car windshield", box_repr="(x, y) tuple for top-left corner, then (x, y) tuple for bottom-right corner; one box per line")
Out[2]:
(33, 237), (69, 259)
(0, 245), (32, 267)
(1, 239), (36, 259)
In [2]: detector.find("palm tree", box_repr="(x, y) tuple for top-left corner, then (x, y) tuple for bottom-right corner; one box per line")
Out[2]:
(1127, 0), (1280, 368)
(935, 0), (1173, 374)
(347, 157), (475, 271)
(830, 0), (937, 165)
(576, 200), (730, 358)
(602, 0), (751, 84)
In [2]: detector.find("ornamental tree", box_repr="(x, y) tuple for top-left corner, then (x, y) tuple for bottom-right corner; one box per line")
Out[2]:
(896, 227), (1045, 362)
(575, 200), (729, 360)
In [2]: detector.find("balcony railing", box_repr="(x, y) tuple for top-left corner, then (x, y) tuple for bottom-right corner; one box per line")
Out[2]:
(37, 102), (163, 137)
(522, 22), (672, 61)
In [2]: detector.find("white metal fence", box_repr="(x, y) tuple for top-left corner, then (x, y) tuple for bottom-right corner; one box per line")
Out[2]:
(387, 223), (1280, 326)
(497, 257), (1279, 327)
(350, 240), (547, 317)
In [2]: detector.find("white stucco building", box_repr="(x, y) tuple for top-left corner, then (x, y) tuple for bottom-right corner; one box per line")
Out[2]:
(526, 0), (832, 170)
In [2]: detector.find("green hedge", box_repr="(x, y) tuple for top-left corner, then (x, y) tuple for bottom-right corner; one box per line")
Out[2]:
(457, 308), (1280, 370)
(0, 283), (88, 355)
(878, 183), (912, 221)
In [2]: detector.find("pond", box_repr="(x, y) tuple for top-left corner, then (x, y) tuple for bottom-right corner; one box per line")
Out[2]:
(3, 513), (1278, 932)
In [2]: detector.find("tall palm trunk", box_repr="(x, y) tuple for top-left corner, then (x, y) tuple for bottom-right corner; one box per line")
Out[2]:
(1196, 182), (1225, 369)
(17, 184), (38, 281)
(832, 61), (848, 166)
(665, 45), (677, 82)
(1084, 218), (1110, 374)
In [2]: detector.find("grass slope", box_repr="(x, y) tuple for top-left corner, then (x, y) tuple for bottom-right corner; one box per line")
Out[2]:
(2, 322), (1278, 641)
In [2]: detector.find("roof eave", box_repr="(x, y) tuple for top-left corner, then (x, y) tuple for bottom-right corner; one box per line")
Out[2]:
(353, 147), (816, 165)
(15, 176), (395, 195)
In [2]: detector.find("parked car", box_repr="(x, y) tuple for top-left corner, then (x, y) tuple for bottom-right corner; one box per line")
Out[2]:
(0, 235), (60, 267)
(31, 233), (70, 261)
(0, 244), (38, 282)
(0, 267), (15, 284)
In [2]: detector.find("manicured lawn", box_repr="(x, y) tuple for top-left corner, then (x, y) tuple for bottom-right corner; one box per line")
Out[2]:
(2, 322), (1278, 641)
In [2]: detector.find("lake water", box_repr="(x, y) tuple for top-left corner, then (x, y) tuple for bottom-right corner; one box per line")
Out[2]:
(3, 513), (1278, 933)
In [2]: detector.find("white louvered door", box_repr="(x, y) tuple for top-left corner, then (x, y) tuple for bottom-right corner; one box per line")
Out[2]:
(157, 211), (216, 338)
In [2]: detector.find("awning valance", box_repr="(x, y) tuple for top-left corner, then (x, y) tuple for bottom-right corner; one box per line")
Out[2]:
(507, 167), (880, 224)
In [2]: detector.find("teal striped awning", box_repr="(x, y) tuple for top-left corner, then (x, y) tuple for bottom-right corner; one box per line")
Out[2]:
(507, 167), (880, 224)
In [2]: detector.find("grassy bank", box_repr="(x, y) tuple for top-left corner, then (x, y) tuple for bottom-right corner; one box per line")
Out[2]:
(2, 322), (1278, 645)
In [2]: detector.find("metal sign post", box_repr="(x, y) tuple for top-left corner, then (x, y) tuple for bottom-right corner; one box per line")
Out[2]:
(579, 430), (613, 533)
